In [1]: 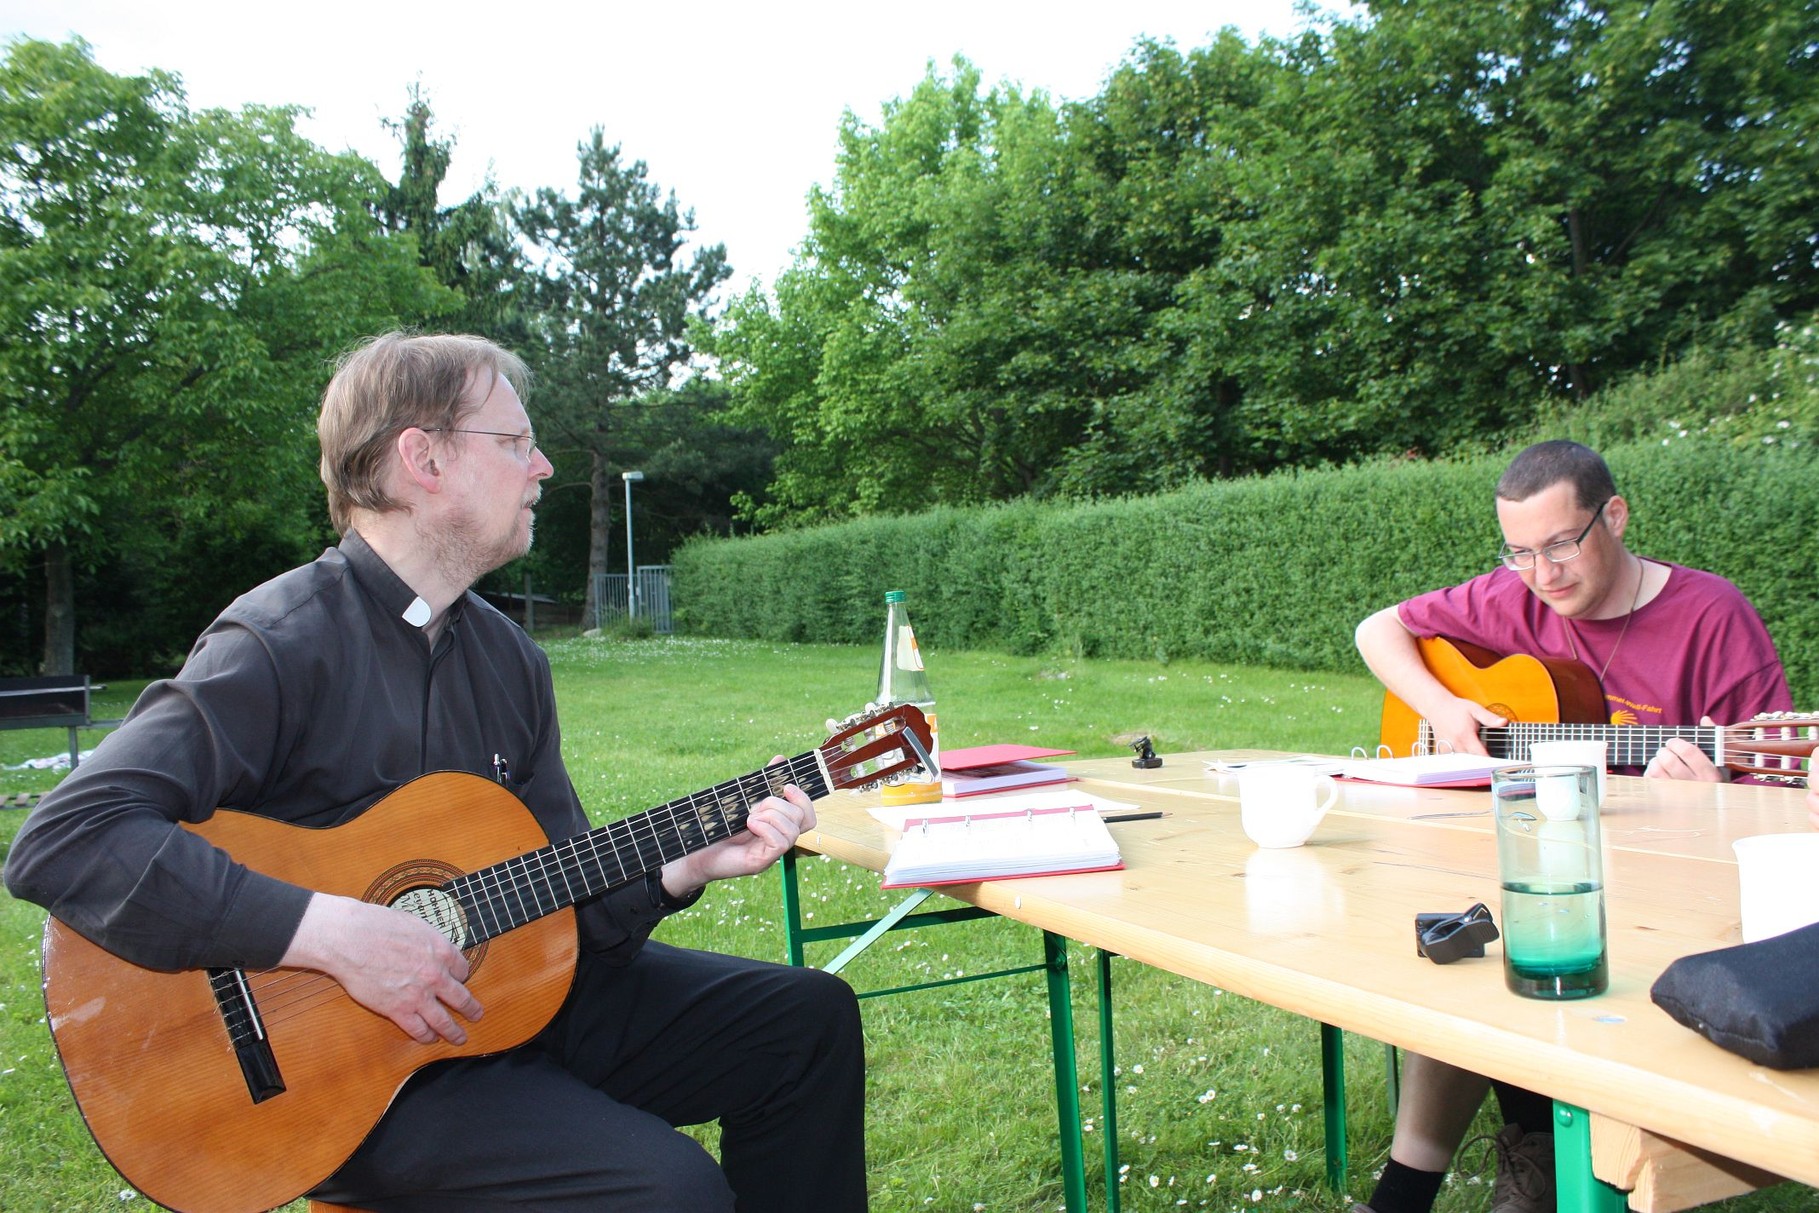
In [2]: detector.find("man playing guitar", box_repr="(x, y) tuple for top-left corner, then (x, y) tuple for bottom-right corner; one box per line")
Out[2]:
(1350, 440), (1792, 1213)
(5, 333), (868, 1212)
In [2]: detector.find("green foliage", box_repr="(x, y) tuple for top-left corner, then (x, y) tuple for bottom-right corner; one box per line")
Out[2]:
(709, 2), (1819, 523)
(378, 85), (525, 340)
(510, 132), (734, 621)
(0, 37), (455, 673)
(1536, 313), (1819, 450)
(674, 440), (1819, 703)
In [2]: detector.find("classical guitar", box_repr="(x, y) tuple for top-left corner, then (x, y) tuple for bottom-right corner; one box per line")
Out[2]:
(1378, 636), (1818, 776)
(40, 704), (932, 1213)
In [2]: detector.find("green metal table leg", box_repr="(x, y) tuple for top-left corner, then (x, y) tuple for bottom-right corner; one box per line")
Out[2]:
(1553, 1103), (1628, 1213)
(1044, 932), (1089, 1213)
(780, 849), (806, 966)
(822, 889), (935, 975)
(1098, 949), (1121, 1213)
(1321, 1023), (1349, 1193)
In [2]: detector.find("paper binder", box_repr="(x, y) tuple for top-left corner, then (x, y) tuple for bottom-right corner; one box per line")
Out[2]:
(881, 803), (1124, 888)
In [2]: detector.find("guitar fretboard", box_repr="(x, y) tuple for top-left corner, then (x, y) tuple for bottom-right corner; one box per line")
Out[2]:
(1484, 722), (1715, 768)
(448, 750), (830, 946)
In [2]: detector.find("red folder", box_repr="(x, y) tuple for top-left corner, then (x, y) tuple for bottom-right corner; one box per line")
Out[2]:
(940, 743), (1076, 771)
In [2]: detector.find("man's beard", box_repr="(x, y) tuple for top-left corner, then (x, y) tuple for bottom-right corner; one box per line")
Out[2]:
(433, 509), (536, 587)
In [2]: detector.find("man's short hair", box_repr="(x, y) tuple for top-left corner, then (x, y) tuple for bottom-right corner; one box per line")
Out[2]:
(318, 331), (531, 535)
(1495, 440), (1617, 512)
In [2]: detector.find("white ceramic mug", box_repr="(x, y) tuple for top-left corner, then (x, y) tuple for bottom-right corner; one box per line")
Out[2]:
(1529, 740), (1608, 807)
(1238, 765), (1338, 848)
(1733, 833), (1819, 942)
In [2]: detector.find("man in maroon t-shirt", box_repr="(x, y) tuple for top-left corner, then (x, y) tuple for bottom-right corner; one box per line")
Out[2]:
(1350, 440), (1791, 1213)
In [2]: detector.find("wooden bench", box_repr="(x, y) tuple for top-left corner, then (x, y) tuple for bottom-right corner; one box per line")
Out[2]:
(1592, 1116), (1791, 1212)
(0, 674), (99, 770)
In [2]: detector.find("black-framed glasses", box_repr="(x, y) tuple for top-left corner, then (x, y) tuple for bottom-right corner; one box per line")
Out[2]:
(422, 427), (539, 461)
(1496, 499), (1608, 571)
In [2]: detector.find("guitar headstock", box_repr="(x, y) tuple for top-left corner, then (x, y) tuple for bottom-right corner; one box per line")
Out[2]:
(819, 704), (934, 792)
(1723, 712), (1819, 779)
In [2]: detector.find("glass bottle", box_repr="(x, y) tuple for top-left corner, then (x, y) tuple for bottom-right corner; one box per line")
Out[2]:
(877, 589), (941, 805)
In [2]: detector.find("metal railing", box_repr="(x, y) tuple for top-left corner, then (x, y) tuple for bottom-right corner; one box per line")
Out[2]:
(591, 565), (674, 633)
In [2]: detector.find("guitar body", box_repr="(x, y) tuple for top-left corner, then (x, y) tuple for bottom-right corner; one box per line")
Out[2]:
(42, 773), (577, 1213)
(1379, 636), (1608, 756)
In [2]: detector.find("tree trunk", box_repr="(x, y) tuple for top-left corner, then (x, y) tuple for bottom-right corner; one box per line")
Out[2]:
(42, 540), (76, 675)
(584, 450), (612, 630)
(1565, 205), (1591, 400)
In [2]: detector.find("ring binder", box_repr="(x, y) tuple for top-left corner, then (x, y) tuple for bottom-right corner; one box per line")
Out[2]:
(882, 802), (1124, 888)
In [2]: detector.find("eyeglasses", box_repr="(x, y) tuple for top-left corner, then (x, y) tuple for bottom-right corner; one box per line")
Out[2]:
(422, 427), (540, 461)
(1496, 499), (1608, 570)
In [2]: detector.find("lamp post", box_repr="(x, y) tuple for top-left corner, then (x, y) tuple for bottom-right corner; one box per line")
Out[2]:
(621, 470), (644, 619)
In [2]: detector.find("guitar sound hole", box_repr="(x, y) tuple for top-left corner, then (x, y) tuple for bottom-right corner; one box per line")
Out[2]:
(392, 887), (471, 950)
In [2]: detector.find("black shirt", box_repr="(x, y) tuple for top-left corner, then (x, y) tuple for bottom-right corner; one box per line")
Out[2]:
(4, 531), (682, 972)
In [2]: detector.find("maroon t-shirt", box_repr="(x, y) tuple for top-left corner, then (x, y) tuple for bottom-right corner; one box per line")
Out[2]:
(1398, 563), (1792, 736)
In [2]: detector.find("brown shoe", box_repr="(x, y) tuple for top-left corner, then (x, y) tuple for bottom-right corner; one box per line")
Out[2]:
(1484, 1123), (1555, 1213)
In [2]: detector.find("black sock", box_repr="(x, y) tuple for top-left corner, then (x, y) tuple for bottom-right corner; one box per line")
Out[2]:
(1367, 1158), (1446, 1213)
(1490, 1080), (1554, 1137)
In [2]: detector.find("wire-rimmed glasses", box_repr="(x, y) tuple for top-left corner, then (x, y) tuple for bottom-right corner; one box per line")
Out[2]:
(422, 427), (539, 461)
(1496, 499), (1608, 570)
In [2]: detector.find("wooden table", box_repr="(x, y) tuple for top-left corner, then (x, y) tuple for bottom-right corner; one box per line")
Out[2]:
(783, 751), (1819, 1211)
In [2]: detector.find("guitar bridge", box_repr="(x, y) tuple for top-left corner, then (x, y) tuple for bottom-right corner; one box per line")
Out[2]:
(208, 966), (286, 1104)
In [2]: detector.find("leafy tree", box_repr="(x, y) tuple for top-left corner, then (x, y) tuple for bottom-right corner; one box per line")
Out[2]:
(378, 84), (525, 340)
(0, 38), (453, 673)
(512, 130), (729, 625)
(1054, 33), (1294, 488)
(710, 60), (1137, 522)
(712, 3), (1818, 520)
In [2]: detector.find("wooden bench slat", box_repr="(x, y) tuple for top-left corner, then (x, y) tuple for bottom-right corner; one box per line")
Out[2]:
(1592, 1117), (1789, 1212)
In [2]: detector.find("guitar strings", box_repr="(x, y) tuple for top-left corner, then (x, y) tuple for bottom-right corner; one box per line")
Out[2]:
(217, 749), (842, 1047)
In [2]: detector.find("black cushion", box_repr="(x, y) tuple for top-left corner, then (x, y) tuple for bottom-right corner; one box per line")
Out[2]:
(1650, 922), (1819, 1070)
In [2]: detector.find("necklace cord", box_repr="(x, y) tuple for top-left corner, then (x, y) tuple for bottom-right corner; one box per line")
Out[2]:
(1562, 556), (1647, 685)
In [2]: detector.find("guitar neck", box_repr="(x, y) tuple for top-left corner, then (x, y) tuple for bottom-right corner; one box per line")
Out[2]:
(1481, 723), (1715, 768)
(449, 749), (829, 946)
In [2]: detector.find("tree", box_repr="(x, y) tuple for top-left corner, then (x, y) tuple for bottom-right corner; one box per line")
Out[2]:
(0, 38), (453, 673)
(512, 130), (729, 625)
(710, 60), (1127, 521)
(485, 377), (779, 616)
(712, 3), (1818, 519)
(378, 84), (525, 340)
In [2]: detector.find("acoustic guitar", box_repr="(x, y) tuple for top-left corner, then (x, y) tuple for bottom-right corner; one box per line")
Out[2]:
(1379, 636), (1817, 776)
(40, 704), (932, 1213)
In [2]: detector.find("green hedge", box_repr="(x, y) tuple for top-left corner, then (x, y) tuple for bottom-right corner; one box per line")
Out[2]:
(672, 440), (1819, 703)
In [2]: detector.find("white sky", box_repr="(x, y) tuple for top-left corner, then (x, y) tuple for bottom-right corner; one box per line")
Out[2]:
(3, 1), (1351, 291)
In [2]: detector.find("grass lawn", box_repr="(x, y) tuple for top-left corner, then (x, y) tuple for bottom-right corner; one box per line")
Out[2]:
(0, 636), (1810, 1212)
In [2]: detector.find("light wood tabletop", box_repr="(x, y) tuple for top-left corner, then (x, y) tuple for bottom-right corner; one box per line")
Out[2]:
(793, 751), (1819, 1200)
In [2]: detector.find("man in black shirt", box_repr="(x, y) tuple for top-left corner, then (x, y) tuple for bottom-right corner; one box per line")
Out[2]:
(5, 332), (867, 1211)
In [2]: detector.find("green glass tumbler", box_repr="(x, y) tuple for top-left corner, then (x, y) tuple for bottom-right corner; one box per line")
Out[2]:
(1492, 763), (1609, 999)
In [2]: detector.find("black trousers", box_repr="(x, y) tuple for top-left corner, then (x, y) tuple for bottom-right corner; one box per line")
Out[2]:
(313, 941), (868, 1211)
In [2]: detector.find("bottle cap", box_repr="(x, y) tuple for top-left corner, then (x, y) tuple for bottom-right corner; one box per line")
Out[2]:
(884, 590), (906, 603)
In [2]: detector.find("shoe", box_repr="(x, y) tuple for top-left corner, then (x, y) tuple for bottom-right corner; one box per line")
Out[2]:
(1348, 1206), (1376, 1213)
(1484, 1123), (1555, 1213)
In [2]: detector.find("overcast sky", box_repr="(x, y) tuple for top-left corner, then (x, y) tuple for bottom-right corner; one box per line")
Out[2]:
(4, 1), (1352, 289)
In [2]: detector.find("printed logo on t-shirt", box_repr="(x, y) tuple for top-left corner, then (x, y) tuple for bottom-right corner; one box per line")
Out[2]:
(1605, 696), (1662, 725)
